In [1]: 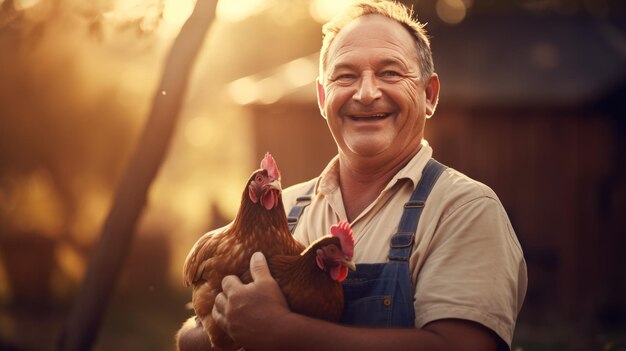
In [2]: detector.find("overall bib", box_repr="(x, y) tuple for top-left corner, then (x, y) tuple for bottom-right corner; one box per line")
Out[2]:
(287, 159), (446, 327)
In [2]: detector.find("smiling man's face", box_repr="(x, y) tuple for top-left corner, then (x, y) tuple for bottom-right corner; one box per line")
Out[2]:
(317, 14), (437, 162)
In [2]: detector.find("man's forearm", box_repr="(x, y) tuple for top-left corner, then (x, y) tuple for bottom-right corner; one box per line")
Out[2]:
(253, 313), (497, 351)
(214, 253), (498, 351)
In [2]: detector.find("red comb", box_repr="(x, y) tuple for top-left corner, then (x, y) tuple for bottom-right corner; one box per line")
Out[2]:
(330, 220), (354, 258)
(260, 152), (280, 180)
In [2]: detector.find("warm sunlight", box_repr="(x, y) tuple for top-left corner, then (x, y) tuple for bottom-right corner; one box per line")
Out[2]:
(257, 76), (285, 104)
(55, 243), (86, 287)
(184, 116), (215, 148)
(309, 0), (353, 24)
(227, 53), (318, 105)
(216, 0), (269, 22)
(161, 0), (194, 37)
(228, 76), (260, 105)
(283, 55), (318, 88)
(2, 1), (625, 350)
(436, 0), (468, 25)
(13, 0), (41, 10)
(10, 171), (64, 239)
(105, 0), (194, 38)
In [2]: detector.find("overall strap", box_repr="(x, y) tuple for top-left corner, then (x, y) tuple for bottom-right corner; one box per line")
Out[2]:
(389, 159), (446, 261)
(287, 181), (316, 234)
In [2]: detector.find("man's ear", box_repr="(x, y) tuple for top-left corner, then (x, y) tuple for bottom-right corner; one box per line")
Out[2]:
(424, 73), (440, 119)
(316, 78), (327, 120)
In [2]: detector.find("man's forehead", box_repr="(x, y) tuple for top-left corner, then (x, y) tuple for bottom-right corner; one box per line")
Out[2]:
(326, 14), (419, 68)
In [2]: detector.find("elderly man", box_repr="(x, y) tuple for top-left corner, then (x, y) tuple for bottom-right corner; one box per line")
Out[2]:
(180, 1), (527, 350)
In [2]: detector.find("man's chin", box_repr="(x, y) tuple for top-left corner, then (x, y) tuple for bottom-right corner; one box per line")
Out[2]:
(345, 141), (391, 158)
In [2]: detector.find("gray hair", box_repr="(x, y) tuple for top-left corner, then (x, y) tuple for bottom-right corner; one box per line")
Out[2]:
(319, 0), (434, 83)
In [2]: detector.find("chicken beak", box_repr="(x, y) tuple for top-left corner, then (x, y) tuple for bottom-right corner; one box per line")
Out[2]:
(268, 179), (282, 191)
(343, 258), (356, 271)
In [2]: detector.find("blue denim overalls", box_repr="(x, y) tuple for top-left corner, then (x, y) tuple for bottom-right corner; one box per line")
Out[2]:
(287, 159), (446, 327)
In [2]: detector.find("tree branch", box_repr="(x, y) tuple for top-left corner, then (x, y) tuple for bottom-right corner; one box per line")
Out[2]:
(57, 1), (217, 350)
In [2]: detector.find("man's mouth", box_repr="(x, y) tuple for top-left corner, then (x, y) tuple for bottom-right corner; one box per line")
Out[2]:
(348, 113), (391, 121)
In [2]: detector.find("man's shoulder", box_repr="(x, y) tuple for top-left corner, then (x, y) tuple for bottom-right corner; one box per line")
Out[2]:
(436, 165), (499, 203)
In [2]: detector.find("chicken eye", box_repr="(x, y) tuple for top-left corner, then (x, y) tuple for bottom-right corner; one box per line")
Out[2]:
(255, 174), (264, 182)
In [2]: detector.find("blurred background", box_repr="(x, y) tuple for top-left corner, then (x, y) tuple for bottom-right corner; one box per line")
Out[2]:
(1, 0), (625, 350)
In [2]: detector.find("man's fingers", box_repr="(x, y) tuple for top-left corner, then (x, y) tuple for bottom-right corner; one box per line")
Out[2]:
(221, 275), (242, 297)
(212, 292), (227, 331)
(249, 251), (272, 282)
(213, 253), (274, 338)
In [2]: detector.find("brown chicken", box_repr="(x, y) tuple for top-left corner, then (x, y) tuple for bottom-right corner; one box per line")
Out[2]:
(183, 153), (304, 350)
(182, 154), (356, 351)
(261, 220), (356, 323)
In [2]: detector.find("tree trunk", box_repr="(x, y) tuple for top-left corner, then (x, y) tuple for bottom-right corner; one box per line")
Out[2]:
(57, 1), (217, 350)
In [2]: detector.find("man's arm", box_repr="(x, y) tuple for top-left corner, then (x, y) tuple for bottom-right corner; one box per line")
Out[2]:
(212, 252), (498, 351)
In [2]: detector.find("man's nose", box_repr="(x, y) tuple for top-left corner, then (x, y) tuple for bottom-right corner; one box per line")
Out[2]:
(353, 73), (382, 105)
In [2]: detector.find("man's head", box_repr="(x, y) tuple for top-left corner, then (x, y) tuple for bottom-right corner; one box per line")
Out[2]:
(316, 1), (439, 164)
(319, 0), (433, 85)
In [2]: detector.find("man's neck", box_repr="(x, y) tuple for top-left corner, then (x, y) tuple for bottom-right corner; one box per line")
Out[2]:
(338, 145), (421, 222)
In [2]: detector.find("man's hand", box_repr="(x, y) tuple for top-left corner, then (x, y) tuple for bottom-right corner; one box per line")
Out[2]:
(212, 252), (291, 349)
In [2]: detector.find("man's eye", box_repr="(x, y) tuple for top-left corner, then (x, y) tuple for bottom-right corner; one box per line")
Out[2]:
(379, 70), (404, 82)
(333, 74), (357, 82)
(381, 71), (401, 77)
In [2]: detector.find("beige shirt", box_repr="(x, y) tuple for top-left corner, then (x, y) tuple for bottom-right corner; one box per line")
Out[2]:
(282, 139), (528, 349)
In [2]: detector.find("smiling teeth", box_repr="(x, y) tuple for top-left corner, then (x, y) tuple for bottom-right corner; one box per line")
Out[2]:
(351, 113), (389, 120)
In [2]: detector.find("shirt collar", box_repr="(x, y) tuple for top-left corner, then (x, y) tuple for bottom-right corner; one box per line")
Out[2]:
(388, 139), (433, 190)
(317, 155), (340, 196)
(316, 139), (434, 196)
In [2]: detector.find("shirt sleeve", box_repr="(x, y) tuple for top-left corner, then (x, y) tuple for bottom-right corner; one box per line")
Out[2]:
(413, 195), (527, 350)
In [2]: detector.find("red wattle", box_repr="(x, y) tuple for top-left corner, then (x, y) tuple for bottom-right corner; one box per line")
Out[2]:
(262, 190), (276, 210)
(331, 266), (348, 282)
